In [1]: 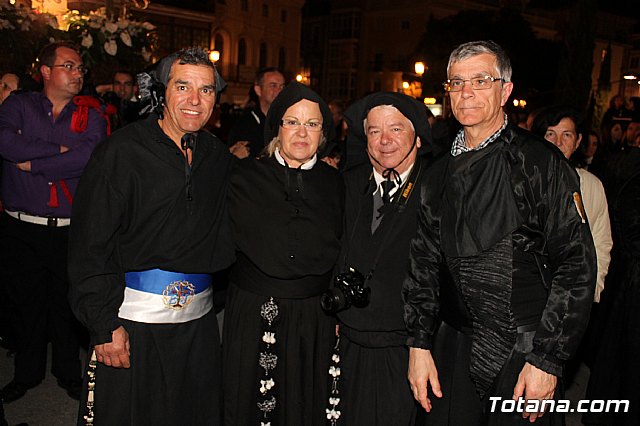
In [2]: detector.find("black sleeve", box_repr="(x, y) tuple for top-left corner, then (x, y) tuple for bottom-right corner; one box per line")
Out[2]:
(525, 155), (597, 376)
(68, 151), (126, 345)
(402, 171), (443, 349)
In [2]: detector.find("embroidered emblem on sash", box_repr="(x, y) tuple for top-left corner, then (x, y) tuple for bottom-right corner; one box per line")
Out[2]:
(162, 280), (195, 310)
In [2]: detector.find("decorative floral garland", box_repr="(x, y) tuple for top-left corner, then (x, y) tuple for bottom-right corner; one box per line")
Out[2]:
(258, 297), (279, 425)
(84, 350), (98, 425)
(326, 335), (341, 424)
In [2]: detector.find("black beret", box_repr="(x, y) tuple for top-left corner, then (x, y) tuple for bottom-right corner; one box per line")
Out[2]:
(264, 81), (334, 144)
(343, 92), (432, 156)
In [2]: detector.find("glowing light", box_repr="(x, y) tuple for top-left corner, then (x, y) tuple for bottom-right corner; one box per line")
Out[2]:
(423, 97), (436, 105)
(296, 74), (303, 82)
(402, 81), (409, 89)
(209, 50), (220, 63)
(414, 61), (425, 76)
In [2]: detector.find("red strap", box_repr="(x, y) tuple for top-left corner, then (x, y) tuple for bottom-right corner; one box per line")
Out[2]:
(48, 182), (59, 208)
(59, 180), (73, 206)
(71, 96), (115, 136)
(71, 105), (89, 133)
(47, 180), (73, 209)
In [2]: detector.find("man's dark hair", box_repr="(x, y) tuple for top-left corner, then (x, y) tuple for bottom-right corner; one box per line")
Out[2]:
(255, 67), (284, 86)
(530, 105), (585, 141)
(37, 41), (81, 67)
(176, 47), (214, 69)
(113, 70), (135, 82)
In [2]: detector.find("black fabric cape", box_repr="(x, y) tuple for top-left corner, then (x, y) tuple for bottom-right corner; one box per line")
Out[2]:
(403, 124), (597, 376)
(68, 114), (235, 345)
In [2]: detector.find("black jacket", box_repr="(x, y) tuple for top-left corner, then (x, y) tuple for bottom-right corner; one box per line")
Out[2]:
(337, 158), (429, 345)
(403, 125), (597, 376)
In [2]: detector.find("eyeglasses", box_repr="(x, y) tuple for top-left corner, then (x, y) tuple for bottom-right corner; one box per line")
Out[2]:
(281, 119), (323, 132)
(50, 63), (88, 75)
(443, 75), (503, 92)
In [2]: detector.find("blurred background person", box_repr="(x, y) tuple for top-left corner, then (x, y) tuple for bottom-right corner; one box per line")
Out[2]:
(96, 70), (142, 130)
(0, 73), (19, 104)
(227, 67), (285, 159)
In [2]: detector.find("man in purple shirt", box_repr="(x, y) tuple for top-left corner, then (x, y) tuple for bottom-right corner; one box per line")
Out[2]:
(0, 41), (106, 403)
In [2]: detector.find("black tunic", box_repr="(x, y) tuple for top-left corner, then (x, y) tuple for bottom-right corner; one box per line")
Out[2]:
(336, 158), (428, 425)
(223, 156), (343, 426)
(404, 125), (597, 424)
(68, 115), (235, 425)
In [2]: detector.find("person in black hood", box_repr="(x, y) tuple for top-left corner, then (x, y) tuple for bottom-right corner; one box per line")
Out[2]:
(329, 91), (432, 425)
(222, 81), (343, 425)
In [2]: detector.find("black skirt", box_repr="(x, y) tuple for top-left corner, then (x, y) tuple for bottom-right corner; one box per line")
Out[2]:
(222, 283), (335, 426)
(77, 310), (222, 426)
(339, 330), (418, 425)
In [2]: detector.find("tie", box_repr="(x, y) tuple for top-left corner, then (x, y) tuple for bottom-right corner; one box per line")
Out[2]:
(381, 180), (396, 204)
(371, 181), (396, 233)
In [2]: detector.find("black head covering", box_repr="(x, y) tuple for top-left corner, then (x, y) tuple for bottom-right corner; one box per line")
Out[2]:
(137, 50), (226, 119)
(264, 81), (334, 145)
(342, 92), (432, 172)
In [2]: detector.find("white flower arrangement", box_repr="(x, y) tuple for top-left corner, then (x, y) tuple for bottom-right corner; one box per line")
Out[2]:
(61, 7), (156, 66)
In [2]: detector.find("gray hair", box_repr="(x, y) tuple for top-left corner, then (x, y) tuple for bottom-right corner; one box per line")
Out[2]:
(447, 40), (512, 83)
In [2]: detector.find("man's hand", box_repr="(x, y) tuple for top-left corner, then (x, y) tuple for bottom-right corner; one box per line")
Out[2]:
(229, 141), (250, 159)
(512, 362), (557, 422)
(16, 161), (31, 172)
(94, 326), (131, 368)
(408, 347), (442, 412)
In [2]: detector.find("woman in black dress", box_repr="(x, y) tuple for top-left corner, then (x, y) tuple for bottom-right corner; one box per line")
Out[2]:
(223, 82), (343, 425)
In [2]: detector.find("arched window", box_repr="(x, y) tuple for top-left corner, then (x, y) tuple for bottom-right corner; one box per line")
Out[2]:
(278, 47), (286, 71)
(215, 34), (224, 58)
(259, 43), (267, 69)
(238, 38), (247, 65)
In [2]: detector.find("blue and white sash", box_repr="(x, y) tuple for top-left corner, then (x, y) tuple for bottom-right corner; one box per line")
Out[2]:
(118, 269), (213, 324)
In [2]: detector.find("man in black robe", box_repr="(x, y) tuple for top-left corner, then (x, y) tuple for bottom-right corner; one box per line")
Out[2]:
(403, 40), (596, 425)
(329, 92), (431, 424)
(68, 47), (234, 425)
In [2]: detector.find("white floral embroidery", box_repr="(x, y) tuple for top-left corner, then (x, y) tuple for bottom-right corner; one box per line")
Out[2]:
(262, 331), (276, 345)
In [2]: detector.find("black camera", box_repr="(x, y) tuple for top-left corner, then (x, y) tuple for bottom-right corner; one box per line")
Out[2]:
(321, 267), (370, 313)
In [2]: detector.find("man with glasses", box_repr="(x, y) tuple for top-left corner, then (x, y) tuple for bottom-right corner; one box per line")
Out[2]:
(227, 67), (286, 158)
(403, 40), (596, 424)
(0, 41), (106, 402)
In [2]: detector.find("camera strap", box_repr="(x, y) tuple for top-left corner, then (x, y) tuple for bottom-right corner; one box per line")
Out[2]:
(344, 159), (424, 284)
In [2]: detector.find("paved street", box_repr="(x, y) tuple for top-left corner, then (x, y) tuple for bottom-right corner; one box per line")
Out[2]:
(0, 344), (589, 426)
(1, 347), (80, 426)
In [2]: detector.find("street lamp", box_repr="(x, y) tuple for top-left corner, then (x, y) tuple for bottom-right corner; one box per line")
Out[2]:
(414, 61), (426, 99)
(209, 50), (220, 63)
